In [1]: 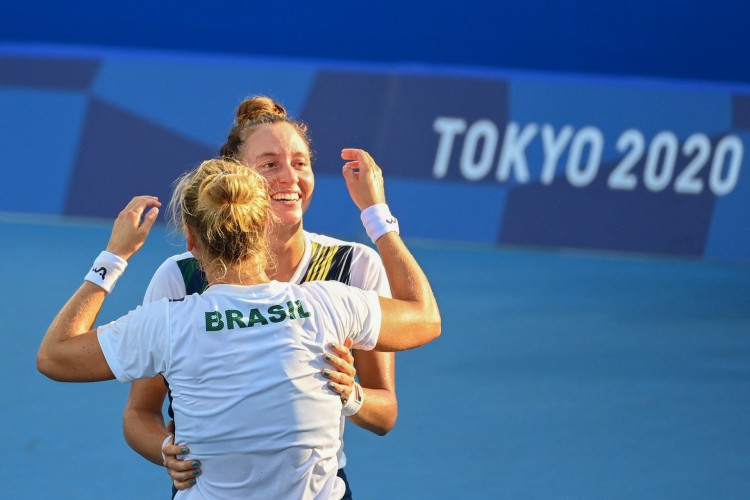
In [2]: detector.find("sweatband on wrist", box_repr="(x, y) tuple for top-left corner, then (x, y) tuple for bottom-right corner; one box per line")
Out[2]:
(342, 382), (364, 417)
(84, 251), (128, 293)
(361, 203), (399, 243)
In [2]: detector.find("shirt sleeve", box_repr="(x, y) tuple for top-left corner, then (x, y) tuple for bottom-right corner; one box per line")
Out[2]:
(143, 257), (188, 304)
(96, 300), (170, 382)
(348, 244), (392, 298)
(304, 281), (382, 351)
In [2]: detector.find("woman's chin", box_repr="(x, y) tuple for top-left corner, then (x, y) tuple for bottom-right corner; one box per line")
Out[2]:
(271, 208), (303, 228)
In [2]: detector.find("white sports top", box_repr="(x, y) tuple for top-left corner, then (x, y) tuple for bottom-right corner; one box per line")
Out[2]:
(98, 279), (382, 499)
(143, 231), (391, 470)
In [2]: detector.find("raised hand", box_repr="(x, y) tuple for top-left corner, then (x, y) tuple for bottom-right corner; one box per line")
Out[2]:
(105, 195), (161, 260)
(341, 149), (386, 211)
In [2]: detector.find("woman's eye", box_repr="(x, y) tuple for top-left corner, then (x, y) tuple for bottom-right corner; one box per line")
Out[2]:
(259, 162), (275, 170)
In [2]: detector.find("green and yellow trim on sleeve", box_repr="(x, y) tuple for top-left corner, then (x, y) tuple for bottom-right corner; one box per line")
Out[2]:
(300, 241), (354, 285)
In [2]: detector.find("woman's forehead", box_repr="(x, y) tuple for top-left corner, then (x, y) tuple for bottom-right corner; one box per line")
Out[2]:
(241, 123), (310, 158)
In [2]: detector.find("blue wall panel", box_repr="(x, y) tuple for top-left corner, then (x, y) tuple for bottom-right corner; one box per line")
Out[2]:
(93, 57), (317, 149)
(63, 98), (215, 218)
(705, 130), (750, 261)
(0, 88), (87, 214)
(307, 175), (509, 245)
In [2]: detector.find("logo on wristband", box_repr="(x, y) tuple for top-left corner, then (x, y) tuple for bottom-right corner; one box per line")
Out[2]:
(92, 267), (107, 280)
(385, 218), (397, 224)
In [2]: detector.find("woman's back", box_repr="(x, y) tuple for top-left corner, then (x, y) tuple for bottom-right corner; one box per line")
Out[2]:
(99, 279), (381, 498)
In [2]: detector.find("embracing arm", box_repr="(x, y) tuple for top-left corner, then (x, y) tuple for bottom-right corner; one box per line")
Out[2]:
(36, 196), (160, 382)
(341, 148), (441, 352)
(123, 377), (171, 465)
(124, 357), (203, 489)
(323, 341), (397, 435)
(322, 247), (398, 434)
(124, 250), (201, 486)
(349, 349), (397, 434)
(36, 282), (114, 381)
(374, 232), (441, 351)
(124, 257), (184, 466)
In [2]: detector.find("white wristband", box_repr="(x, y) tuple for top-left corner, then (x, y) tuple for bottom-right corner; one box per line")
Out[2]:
(361, 203), (399, 243)
(342, 382), (364, 417)
(84, 251), (128, 293)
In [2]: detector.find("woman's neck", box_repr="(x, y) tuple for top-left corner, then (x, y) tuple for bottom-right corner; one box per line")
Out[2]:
(201, 255), (270, 287)
(205, 268), (270, 287)
(267, 223), (306, 282)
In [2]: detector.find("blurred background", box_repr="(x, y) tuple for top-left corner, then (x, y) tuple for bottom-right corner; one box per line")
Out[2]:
(1, 1), (749, 498)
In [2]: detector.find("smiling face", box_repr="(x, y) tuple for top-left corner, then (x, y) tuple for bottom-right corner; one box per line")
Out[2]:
(237, 122), (315, 228)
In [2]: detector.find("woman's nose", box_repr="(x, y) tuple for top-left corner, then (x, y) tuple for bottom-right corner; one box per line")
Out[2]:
(276, 161), (299, 184)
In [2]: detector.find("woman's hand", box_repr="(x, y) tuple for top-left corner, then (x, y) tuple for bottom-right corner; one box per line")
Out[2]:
(341, 149), (386, 210)
(106, 195), (161, 260)
(162, 427), (202, 491)
(322, 338), (357, 403)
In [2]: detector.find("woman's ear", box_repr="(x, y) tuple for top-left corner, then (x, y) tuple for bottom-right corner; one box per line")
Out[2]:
(185, 225), (197, 253)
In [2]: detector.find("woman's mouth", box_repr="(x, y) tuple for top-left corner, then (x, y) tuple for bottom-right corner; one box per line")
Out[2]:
(272, 193), (300, 202)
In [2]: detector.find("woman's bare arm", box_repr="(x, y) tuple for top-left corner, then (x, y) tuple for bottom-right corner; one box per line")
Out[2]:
(36, 281), (114, 381)
(341, 149), (441, 352)
(123, 377), (171, 465)
(36, 195), (161, 381)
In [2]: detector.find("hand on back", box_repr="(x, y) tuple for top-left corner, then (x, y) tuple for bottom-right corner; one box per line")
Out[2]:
(162, 422), (202, 491)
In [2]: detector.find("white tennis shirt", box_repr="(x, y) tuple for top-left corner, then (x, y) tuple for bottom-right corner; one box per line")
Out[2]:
(97, 279), (382, 499)
(143, 231), (391, 472)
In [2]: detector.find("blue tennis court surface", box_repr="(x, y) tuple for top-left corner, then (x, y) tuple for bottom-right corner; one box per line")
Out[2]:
(2, 214), (749, 499)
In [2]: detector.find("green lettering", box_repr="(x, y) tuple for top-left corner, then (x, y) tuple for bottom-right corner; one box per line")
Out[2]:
(205, 311), (224, 332)
(286, 301), (296, 320)
(295, 300), (311, 318)
(247, 308), (269, 327)
(226, 309), (247, 330)
(268, 304), (287, 323)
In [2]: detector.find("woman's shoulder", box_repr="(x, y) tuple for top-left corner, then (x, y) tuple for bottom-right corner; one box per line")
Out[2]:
(164, 250), (196, 264)
(152, 251), (197, 274)
(302, 231), (388, 293)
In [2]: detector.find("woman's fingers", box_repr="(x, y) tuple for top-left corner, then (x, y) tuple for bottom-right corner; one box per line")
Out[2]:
(163, 440), (201, 490)
(323, 341), (357, 401)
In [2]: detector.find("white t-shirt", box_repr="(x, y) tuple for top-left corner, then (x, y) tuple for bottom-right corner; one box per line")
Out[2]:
(98, 279), (382, 499)
(143, 231), (391, 469)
